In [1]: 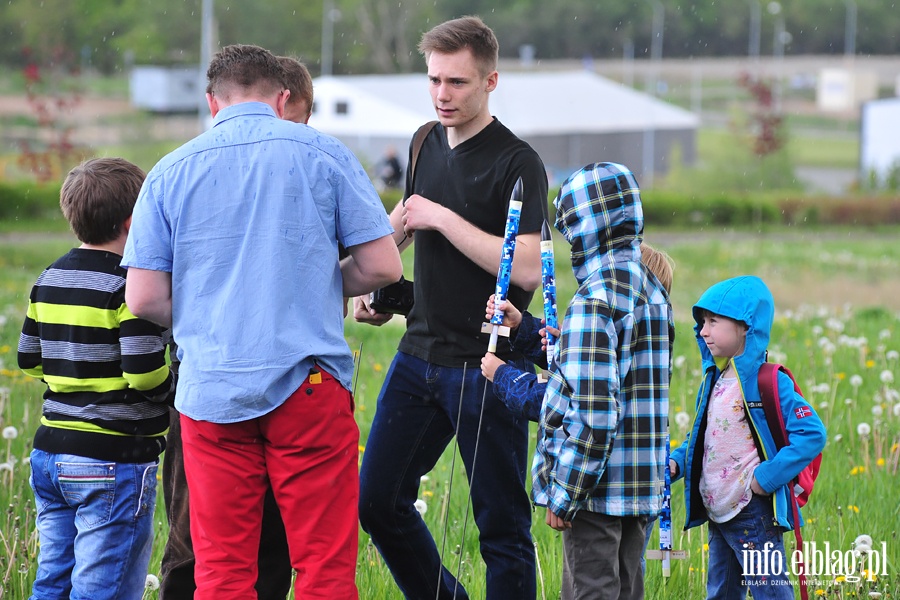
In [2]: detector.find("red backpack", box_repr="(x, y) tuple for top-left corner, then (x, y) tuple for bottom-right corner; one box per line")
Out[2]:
(758, 363), (823, 600)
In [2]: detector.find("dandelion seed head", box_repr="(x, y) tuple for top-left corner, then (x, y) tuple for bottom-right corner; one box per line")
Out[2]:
(675, 411), (690, 428)
(887, 350), (899, 361)
(844, 398), (853, 406)
(674, 355), (686, 369)
(879, 329), (892, 340)
(145, 574), (160, 590)
(850, 374), (863, 388)
(872, 405), (883, 417)
(414, 498), (427, 516)
(880, 370), (894, 384)
(857, 422), (871, 437)
(2, 426), (17, 440)
(893, 403), (900, 417)
(832, 434), (842, 443)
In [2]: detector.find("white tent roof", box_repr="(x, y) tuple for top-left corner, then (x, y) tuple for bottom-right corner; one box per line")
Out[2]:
(310, 70), (698, 139)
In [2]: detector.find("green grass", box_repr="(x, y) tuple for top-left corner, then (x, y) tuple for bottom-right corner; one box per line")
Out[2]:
(697, 129), (859, 170)
(1, 228), (899, 598)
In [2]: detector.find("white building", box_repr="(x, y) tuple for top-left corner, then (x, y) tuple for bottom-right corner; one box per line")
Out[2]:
(860, 97), (900, 186)
(309, 70), (698, 186)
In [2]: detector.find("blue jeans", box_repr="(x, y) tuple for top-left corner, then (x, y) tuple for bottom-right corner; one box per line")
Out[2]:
(707, 494), (794, 599)
(359, 352), (536, 600)
(28, 449), (158, 600)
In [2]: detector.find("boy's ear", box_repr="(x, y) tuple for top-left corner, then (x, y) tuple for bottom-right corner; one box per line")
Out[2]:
(123, 216), (133, 235)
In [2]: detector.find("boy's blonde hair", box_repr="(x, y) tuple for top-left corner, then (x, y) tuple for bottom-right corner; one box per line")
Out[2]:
(640, 242), (675, 293)
(60, 158), (145, 245)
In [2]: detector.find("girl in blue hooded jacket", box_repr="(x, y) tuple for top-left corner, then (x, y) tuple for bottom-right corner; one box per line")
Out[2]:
(670, 276), (827, 599)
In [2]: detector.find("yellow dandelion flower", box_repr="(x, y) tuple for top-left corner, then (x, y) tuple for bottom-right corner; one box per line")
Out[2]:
(866, 360), (875, 368)
(703, 543), (709, 552)
(670, 439), (680, 449)
(837, 372), (846, 380)
(835, 575), (846, 583)
(877, 457), (885, 467)
(847, 505), (859, 513)
(850, 466), (866, 475)
(374, 363), (383, 372)
(0, 345), (9, 353)
(815, 590), (825, 596)
(423, 490), (434, 498)
(357, 405), (367, 412)
(358, 445), (366, 453)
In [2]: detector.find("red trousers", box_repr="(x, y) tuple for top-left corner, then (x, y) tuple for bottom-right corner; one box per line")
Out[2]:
(181, 369), (359, 600)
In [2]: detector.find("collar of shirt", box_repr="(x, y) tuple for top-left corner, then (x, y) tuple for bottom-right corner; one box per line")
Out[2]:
(213, 101), (277, 127)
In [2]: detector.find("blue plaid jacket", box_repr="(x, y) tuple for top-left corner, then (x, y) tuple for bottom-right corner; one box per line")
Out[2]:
(532, 163), (673, 521)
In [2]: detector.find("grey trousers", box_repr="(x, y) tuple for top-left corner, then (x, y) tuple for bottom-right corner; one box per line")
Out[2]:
(561, 511), (650, 600)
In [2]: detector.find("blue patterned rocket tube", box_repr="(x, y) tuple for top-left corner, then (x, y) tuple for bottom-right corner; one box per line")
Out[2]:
(660, 434), (673, 577)
(540, 220), (558, 367)
(488, 177), (524, 353)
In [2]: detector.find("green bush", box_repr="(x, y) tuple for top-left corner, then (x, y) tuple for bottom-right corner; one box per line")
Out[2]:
(641, 190), (782, 227)
(0, 180), (60, 220)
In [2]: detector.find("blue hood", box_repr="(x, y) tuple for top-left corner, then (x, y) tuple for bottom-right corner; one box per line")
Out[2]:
(553, 163), (643, 284)
(692, 276), (773, 378)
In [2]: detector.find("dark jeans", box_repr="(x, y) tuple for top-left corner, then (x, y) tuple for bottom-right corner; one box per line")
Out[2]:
(160, 408), (293, 600)
(706, 494), (793, 599)
(359, 352), (536, 600)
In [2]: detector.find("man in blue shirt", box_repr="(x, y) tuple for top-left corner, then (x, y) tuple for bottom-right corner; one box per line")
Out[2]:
(123, 44), (401, 600)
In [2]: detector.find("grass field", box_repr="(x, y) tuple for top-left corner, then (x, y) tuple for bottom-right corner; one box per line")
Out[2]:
(0, 226), (898, 599)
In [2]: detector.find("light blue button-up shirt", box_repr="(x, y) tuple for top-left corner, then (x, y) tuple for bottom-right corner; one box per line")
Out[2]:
(122, 102), (393, 423)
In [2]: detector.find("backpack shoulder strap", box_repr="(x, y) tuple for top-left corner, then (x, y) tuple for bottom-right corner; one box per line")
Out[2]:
(758, 362), (789, 449)
(409, 120), (439, 182)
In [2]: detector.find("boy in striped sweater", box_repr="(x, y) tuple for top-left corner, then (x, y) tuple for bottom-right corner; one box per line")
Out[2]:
(18, 157), (174, 600)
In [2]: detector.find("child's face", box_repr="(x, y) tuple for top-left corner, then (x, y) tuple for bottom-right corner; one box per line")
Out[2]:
(699, 313), (748, 359)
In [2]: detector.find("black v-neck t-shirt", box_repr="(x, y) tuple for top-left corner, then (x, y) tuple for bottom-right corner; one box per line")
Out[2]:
(398, 118), (548, 367)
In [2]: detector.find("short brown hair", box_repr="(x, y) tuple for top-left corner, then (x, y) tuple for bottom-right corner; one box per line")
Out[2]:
(277, 56), (313, 117)
(206, 44), (286, 101)
(60, 158), (145, 245)
(641, 242), (675, 294)
(418, 16), (499, 76)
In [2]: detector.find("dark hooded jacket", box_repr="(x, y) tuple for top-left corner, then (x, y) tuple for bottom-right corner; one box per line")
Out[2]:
(670, 275), (827, 530)
(532, 162), (673, 520)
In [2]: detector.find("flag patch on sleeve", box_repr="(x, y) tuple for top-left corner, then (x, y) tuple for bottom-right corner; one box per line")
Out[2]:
(795, 406), (812, 419)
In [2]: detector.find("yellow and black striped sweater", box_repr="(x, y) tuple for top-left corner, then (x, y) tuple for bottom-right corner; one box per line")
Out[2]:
(18, 248), (174, 463)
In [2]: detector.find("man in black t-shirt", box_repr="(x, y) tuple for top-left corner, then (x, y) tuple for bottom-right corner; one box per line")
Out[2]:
(355, 16), (548, 600)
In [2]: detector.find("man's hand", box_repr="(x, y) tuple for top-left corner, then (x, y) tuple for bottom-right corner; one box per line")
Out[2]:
(545, 509), (572, 531)
(481, 352), (505, 382)
(353, 295), (394, 326)
(484, 294), (523, 330)
(401, 194), (447, 236)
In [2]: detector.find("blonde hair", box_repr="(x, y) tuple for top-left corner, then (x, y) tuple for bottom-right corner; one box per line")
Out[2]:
(641, 242), (675, 293)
